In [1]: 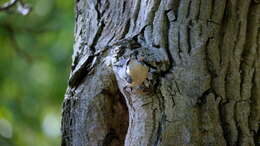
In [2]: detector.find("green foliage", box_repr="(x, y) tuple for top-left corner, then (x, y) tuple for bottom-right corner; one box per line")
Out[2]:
(0, 0), (73, 145)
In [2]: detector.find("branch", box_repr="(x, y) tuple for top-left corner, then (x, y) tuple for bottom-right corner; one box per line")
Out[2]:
(0, 0), (18, 11)
(0, 0), (31, 15)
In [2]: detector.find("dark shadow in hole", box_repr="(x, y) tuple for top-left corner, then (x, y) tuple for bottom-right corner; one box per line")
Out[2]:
(103, 89), (129, 146)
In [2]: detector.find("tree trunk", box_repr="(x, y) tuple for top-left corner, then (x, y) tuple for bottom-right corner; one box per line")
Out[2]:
(61, 0), (260, 145)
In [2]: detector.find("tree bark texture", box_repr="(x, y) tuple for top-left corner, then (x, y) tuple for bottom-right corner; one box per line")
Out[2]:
(61, 0), (260, 145)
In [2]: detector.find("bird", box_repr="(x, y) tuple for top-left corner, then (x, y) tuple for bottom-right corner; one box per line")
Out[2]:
(126, 60), (149, 86)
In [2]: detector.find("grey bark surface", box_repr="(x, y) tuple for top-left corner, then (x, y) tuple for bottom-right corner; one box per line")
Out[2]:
(61, 0), (260, 146)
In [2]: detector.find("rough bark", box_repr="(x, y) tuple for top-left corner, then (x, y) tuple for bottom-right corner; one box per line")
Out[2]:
(61, 0), (260, 146)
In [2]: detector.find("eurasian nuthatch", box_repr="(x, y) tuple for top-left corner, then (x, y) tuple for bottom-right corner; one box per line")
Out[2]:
(125, 60), (148, 86)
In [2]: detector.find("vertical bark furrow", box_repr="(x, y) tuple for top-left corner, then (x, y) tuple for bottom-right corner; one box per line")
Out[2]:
(188, 0), (201, 21)
(247, 4), (260, 145)
(214, 0), (259, 145)
(211, 0), (228, 100)
(198, 0), (213, 21)
(217, 1), (239, 145)
(251, 43), (260, 144)
(152, 0), (167, 48)
(61, 96), (75, 146)
(128, 0), (161, 37)
(164, 11), (174, 67)
(147, 0), (161, 26)
(130, 0), (141, 23)
(234, 1), (258, 145)
(90, 21), (105, 51)
(197, 93), (227, 146)
(177, 25), (182, 62)
(176, 0), (191, 23)
(211, 0), (227, 23)
(179, 23), (190, 57)
(203, 0), (259, 145)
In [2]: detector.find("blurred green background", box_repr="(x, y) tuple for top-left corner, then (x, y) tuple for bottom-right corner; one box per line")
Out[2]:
(0, 0), (73, 145)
